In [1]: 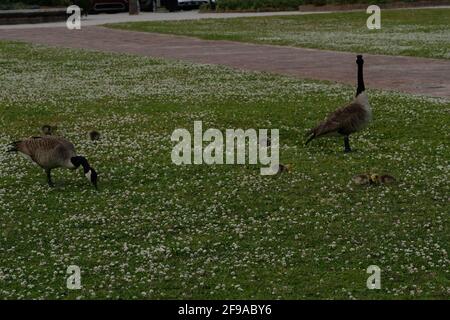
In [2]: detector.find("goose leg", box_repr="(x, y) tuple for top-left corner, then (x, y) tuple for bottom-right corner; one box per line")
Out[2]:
(344, 136), (352, 153)
(46, 169), (54, 187)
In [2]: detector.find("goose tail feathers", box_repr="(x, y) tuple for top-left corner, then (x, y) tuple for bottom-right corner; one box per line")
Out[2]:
(6, 141), (21, 153)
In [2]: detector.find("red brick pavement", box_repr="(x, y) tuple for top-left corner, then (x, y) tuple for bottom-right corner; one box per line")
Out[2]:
(0, 26), (449, 99)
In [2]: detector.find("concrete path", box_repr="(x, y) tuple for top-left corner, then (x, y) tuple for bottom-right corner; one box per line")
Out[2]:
(0, 26), (449, 99)
(2, 6), (449, 29)
(0, 10), (330, 29)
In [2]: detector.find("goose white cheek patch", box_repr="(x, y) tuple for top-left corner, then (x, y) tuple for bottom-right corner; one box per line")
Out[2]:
(85, 170), (92, 181)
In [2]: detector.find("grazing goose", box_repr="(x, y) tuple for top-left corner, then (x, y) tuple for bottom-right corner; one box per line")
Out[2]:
(305, 55), (372, 152)
(7, 136), (98, 189)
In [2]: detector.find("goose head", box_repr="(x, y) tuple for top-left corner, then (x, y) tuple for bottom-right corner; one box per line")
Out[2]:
(85, 168), (98, 189)
(356, 55), (364, 66)
(71, 156), (98, 189)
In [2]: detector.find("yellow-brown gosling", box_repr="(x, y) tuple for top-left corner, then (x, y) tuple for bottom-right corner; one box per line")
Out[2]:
(370, 174), (396, 185)
(277, 163), (292, 174)
(352, 173), (396, 185)
(352, 174), (371, 185)
(305, 55), (371, 153)
(7, 135), (98, 189)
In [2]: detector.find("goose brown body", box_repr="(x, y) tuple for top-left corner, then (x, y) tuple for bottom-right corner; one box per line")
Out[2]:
(8, 135), (98, 188)
(305, 55), (371, 152)
(306, 92), (371, 139)
(13, 136), (77, 170)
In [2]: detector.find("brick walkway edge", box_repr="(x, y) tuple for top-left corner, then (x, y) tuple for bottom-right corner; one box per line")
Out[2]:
(0, 26), (449, 99)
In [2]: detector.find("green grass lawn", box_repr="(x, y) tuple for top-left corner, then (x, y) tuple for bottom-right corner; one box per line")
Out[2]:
(0, 41), (449, 299)
(107, 8), (450, 60)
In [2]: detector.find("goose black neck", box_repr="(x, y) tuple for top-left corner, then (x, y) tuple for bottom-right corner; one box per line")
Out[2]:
(71, 156), (91, 174)
(356, 55), (365, 96)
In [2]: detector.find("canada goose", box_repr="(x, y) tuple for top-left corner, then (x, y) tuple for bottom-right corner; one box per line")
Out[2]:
(41, 125), (57, 136)
(352, 173), (396, 185)
(7, 136), (98, 189)
(89, 130), (101, 141)
(305, 55), (371, 152)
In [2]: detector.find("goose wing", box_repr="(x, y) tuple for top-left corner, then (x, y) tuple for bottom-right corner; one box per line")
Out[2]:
(15, 136), (76, 167)
(310, 102), (367, 137)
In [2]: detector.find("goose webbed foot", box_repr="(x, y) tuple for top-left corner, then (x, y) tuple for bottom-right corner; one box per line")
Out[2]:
(344, 136), (352, 153)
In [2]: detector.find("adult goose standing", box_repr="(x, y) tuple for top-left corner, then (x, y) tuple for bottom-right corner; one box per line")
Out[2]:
(305, 55), (371, 153)
(7, 135), (98, 188)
